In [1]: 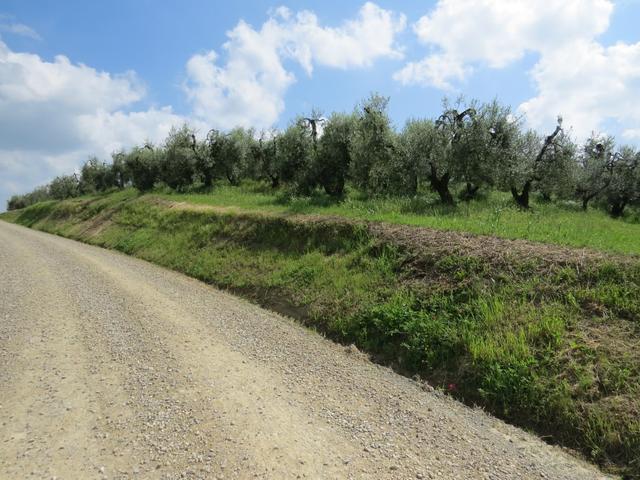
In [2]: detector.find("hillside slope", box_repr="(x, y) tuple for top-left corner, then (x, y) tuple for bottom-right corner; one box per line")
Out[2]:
(2, 191), (639, 477)
(0, 221), (612, 479)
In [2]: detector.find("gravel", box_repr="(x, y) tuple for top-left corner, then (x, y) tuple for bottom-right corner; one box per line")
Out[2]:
(0, 221), (612, 479)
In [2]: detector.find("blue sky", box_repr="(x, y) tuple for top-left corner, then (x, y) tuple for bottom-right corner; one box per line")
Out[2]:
(1, 0), (639, 210)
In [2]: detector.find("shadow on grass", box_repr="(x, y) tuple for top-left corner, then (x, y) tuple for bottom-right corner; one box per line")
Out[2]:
(399, 196), (458, 216)
(14, 201), (58, 226)
(273, 189), (344, 213)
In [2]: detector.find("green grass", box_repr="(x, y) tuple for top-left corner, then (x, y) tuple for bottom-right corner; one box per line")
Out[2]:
(154, 182), (640, 255)
(2, 190), (640, 477)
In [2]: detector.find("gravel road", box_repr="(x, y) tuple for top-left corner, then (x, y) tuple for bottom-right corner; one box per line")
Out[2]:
(0, 221), (611, 479)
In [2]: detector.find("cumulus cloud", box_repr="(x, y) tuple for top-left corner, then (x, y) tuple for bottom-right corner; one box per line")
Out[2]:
(393, 53), (468, 90)
(395, 0), (640, 140)
(280, 2), (406, 73)
(185, 32), (295, 131)
(395, 0), (612, 87)
(0, 42), (146, 152)
(184, 2), (405, 130)
(0, 39), (187, 210)
(520, 40), (640, 138)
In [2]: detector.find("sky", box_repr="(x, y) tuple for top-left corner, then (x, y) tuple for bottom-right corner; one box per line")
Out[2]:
(1, 0), (640, 210)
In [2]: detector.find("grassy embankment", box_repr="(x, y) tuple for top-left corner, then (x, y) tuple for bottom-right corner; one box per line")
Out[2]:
(2, 186), (639, 477)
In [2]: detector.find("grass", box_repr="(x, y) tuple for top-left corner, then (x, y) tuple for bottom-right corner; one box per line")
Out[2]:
(153, 181), (640, 255)
(2, 189), (640, 477)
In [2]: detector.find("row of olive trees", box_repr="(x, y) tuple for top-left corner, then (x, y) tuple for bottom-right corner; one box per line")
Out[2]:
(8, 94), (640, 217)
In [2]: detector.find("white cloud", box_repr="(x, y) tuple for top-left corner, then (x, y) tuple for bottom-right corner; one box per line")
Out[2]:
(520, 40), (640, 138)
(184, 2), (405, 130)
(0, 23), (40, 40)
(396, 0), (640, 141)
(0, 39), (188, 210)
(282, 2), (406, 73)
(623, 128), (640, 140)
(0, 44), (142, 108)
(0, 150), (85, 195)
(184, 29), (295, 131)
(0, 15), (41, 40)
(77, 107), (197, 155)
(394, 53), (469, 90)
(395, 0), (613, 87)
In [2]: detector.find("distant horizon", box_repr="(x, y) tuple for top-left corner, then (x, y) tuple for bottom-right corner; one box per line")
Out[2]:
(1, 0), (640, 210)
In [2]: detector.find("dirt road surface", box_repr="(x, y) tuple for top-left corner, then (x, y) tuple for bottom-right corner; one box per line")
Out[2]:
(0, 221), (610, 479)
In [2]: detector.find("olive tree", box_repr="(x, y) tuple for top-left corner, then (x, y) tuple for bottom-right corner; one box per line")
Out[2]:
(216, 127), (254, 185)
(299, 109), (325, 151)
(603, 146), (639, 217)
(505, 117), (576, 208)
(313, 113), (356, 197)
(428, 101), (479, 204)
(398, 118), (436, 196)
(29, 185), (51, 203)
(7, 185), (50, 210)
(455, 101), (520, 200)
(536, 135), (577, 202)
(420, 99), (516, 203)
(160, 125), (197, 191)
(111, 151), (131, 189)
(275, 120), (314, 192)
(187, 132), (214, 189)
(350, 94), (396, 194)
(80, 156), (116, 193)
(575, 135), (615, 210)
(49, 174), (80, 200)
(79, 157), (99, 193)
(7, 195), (27, 210)
(252, 130), (280, 188)
(125, 144), (160, 191)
